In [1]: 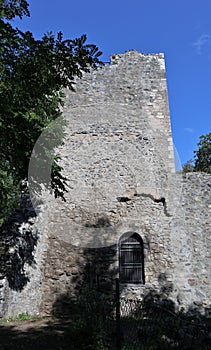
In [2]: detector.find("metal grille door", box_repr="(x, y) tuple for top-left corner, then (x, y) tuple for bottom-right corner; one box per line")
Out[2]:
(120, 235), (143, 283)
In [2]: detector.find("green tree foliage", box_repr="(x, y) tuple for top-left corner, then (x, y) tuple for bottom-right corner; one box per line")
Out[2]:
(182, 160), (194, 173)
(0, 0), (102, 224)
(182, 132), (211, 174)
(194, 132), (211, 174)
(0, 0), (30, 20)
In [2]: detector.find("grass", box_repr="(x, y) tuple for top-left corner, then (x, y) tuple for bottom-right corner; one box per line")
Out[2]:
(1, 312), (42, 324)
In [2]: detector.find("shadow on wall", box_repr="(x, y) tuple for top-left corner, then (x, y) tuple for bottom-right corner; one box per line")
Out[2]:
(52, 243), (117, 317)
(51, 249), (211, 350)
(0, 196), (38, 291)
(0, 210), (210, 349)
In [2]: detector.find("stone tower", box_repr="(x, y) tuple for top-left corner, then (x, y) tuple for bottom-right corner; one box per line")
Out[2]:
(1, 51), (210, 317)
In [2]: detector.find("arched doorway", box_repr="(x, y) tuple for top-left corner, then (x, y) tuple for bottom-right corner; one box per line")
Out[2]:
(119, 232), (144, 284)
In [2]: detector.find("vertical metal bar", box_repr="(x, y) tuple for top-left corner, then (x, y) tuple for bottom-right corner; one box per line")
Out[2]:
(116, 278), (121, 350)
(97, 273), (100, 291)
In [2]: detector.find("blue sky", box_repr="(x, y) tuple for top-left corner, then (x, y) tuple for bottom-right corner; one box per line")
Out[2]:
(12, 0), (211, 166)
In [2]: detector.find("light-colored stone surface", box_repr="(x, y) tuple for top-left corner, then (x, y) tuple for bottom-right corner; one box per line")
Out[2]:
(0, 51), (210, 317)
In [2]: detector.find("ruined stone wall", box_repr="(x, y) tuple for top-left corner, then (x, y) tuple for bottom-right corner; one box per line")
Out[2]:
(0, 188), (50, 318)
(119, 172), (211, 313)
(170, 173), (211, 312)
(0, 51), (210, 318)
(38, 173), (211, 316)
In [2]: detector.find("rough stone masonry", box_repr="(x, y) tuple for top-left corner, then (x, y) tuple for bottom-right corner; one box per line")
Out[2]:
(0, 50), (210, 317)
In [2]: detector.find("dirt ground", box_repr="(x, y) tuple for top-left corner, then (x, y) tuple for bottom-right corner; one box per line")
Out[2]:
(0, 317), (77, 350)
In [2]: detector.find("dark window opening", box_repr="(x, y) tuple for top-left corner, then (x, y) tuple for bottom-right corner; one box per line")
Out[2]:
(119, 233), (144, 284)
